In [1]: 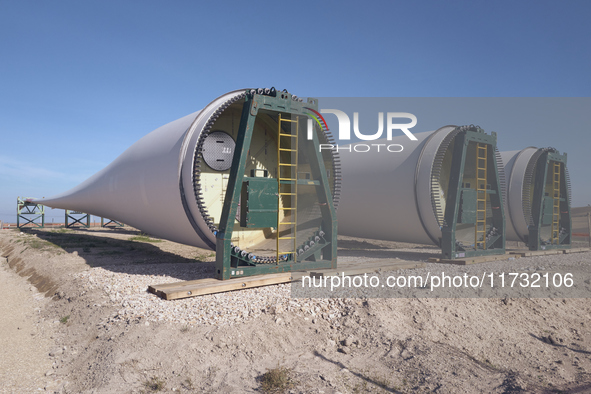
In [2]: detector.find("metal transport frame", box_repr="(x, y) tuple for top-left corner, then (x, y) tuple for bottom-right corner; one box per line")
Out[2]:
(215, 91), (337, 280)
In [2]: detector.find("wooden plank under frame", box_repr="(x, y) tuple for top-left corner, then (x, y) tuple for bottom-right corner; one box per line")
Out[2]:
(510, 249), (575, 257)
(438, 253), (519, 266)
(437, 248), (589, 264)
(307, 260), (424, 278)
(562, 247), (590, 254)
(149, 260), (426, 300)
(149, 273), (293, 300)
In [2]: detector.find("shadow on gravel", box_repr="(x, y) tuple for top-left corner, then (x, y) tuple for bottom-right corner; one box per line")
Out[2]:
(337, 238), (440, 261)
(540, 383), (591, 394)
(338, 239), (392, 250)
(22, 228), (216, 282)
(72, 227), (143, 236)
(337, 248), (440, 262)
(529, 333), (591, 355)
(313, 351), (402, 393)
(23, 227), (440, 282)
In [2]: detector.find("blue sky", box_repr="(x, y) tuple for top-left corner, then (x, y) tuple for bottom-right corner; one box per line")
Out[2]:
(1, 0), (590, 223)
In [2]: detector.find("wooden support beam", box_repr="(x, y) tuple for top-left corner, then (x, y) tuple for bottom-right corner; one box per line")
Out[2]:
(308, 261), (424, 278)
(438, 253), (518, 266)
(149, 273), (293, 300)
(149, 259), (426, 300)
(510, 249), (564, 257)
(562, 247), (590, 254)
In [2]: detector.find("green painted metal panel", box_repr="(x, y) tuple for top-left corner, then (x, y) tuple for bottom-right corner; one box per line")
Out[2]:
(459, 188), (476, 223)
(216, 94), (258, 279)
(240, 177), (278, 228)
(541, 196), (554, 225)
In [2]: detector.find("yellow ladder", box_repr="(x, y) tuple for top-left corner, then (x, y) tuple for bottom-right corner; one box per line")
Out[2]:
(551, 162), (561, 245)
(276, 114), (299, 263)
(475, 143), (488, 250)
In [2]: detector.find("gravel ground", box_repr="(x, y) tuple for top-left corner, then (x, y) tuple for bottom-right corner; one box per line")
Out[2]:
(2, 227), (591, 393)
(73, 268), (346, 327)
(73, 249), (591, 328)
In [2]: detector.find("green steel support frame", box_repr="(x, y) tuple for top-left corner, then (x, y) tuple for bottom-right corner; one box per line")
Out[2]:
(101, 217), (124, 227)
(528, 151), (571, 251)
(215, 91), (337, 280)
(17, 197), (45, 228)
(65, 210), (90, 228)
(441, 128), (506, 259)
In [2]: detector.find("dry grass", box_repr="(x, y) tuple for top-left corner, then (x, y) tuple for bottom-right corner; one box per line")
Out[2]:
(142, 376), (165, 392)
(259, 365), (297, 393)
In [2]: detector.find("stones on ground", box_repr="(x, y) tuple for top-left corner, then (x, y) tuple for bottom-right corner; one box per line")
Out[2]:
(269, 304), (284, 315)
(49, 348), (63, 357)
(338, 346), (351, 354)
(400, 348), (413, 360)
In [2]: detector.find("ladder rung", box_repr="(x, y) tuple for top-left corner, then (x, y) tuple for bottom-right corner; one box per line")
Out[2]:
(475, 143), (487, 250)
(277, 114), (298, 262)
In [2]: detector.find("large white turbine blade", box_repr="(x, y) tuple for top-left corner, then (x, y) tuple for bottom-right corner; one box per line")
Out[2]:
(337, 126), (507, 252)
(36, 111), (207, 247)
(501, 147), (571, 246)
(35, 88), (341, 257)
